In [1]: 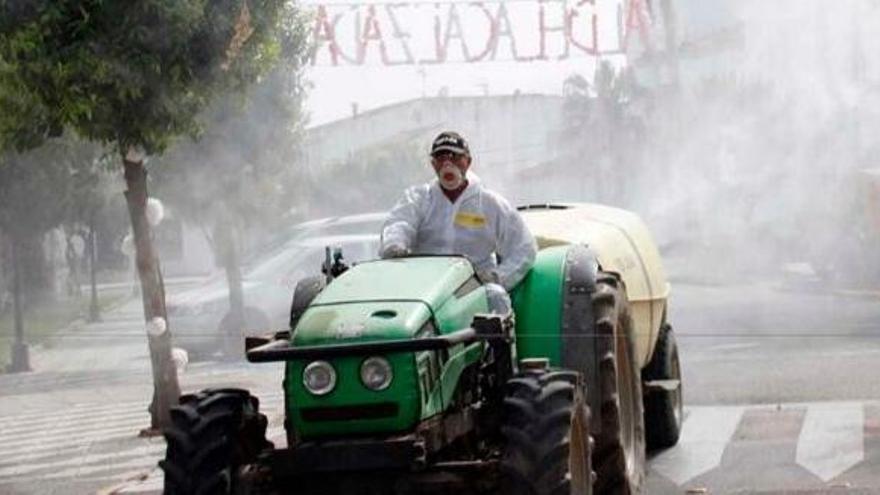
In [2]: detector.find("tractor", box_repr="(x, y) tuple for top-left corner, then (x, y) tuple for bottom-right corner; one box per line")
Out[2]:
(159, 203), (682, 494)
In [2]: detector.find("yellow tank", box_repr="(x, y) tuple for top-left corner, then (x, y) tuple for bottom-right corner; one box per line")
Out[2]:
(520, 203), (671, 368)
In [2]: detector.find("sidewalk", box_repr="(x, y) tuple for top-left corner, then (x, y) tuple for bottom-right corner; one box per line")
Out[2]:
(24, 275), (210, 374)
(0, 277), (283, 495)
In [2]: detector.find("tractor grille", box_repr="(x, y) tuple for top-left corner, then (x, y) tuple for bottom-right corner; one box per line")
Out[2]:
(301, 403), (399, 422)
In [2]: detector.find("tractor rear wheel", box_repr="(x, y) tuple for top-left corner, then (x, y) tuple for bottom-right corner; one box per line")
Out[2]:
(591, 273), (646, 494)
(643, 322), (683, 450)
(500, 369), (593, 495)
(160, 388), (273, 495)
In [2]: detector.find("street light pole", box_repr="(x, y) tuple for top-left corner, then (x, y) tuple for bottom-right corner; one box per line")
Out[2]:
(88, 219), (101, 323)
(8, 238), (31, 373)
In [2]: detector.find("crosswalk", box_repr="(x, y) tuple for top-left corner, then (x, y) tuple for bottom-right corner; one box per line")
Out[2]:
(2, 398), (879, 494)
(0, 385), (286, 491)
(650, 401), (876, 488)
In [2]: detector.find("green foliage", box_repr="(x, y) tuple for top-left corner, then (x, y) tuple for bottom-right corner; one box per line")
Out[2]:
(558, 62), (646, 205)
(152, 64), (310, 258)
(0, 0), (301, 154)
(0, 138), (101, 238)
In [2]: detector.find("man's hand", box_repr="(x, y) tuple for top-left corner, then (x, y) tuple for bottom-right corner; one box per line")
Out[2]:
(381, 243), (410, 259)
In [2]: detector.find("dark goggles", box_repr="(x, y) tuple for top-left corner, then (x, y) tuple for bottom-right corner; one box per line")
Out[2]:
(431, 150), (467, 161)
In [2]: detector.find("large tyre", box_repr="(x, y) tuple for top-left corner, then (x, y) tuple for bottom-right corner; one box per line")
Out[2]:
(591, 273), (646, 494)
(642, 322), (683, 450)
(160, 388), (273, 495)
(500, 369), (593, 495)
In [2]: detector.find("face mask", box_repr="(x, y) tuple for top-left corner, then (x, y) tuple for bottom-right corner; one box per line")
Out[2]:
(438, 164), (464, 190)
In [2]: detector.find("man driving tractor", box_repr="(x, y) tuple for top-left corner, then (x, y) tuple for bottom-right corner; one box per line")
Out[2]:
(380, 131), (537, 312)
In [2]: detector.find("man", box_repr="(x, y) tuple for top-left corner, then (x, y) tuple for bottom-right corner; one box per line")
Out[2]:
(380, 131), (537, 312)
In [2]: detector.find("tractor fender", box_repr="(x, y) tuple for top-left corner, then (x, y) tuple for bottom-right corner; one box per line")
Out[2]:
(559, 244), (602, 423)
(512, 244), (602, 418)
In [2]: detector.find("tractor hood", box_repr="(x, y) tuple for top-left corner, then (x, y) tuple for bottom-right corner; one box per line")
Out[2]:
(292, 256), (475, 346)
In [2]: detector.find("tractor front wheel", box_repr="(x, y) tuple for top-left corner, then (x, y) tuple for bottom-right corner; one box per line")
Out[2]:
(500, 369), (593, 495)
(160, 388), (273, 495)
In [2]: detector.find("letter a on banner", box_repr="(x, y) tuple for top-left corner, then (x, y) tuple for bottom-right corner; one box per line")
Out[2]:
(312, 5), (342, 65)
(623, 0), (653, 52)
(358, 5), (390, 64)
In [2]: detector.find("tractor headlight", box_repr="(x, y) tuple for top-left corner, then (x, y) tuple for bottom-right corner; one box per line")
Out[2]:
(303, 361), (337, 396)
(360, 356), (393, 391)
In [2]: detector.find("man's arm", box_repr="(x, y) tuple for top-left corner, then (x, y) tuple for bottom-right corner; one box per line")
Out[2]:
(380, 185), (427, 258)
(494, 200), (537, 291)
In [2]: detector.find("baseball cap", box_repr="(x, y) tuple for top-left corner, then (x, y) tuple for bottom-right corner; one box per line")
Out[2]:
(431, 131), (470, 157)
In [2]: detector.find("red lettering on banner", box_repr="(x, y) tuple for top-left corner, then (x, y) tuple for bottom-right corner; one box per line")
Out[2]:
(488, 3), (527, 61)
(308, 0), (631, 66)
(568, 0), (598, 56)
(466, 2), (496, 62)
(539, 0), (570, 60)
(420, 4), (445, 64)
(624, 0), (653, 52)
(357, 5), (390, 64)
(312, 5), (348, 65)
(440, 4), (472, 62)
(385, 3), (415, 65)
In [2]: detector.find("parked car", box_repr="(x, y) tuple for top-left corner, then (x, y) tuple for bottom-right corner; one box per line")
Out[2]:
(167, 232), (380, 359)
(242, 212), (387, 268)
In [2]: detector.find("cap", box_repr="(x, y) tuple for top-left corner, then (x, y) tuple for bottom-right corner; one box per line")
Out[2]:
(431, 131), (470, 157)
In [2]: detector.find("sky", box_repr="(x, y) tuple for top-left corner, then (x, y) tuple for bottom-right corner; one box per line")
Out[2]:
(299, 0), (628, 126)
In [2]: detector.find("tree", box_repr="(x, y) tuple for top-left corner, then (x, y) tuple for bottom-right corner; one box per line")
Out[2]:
(560, 62), (645, 205)
(154, 55), (310, 358)
(0, 1), (307, 431)
(62, 151), (116, 322)
(0, 138), (100, 371)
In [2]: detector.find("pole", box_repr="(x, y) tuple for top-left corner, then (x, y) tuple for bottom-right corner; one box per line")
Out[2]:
(8, 237), (31, 373)
(88, 218), (101, 322)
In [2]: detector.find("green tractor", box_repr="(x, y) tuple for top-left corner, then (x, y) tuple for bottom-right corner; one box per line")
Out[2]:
(159, 203), (682, 494)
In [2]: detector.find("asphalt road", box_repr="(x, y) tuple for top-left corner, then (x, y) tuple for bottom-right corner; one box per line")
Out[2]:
(644, 279), (880, 492)
(674, 281), (880, 405)
(0, 277), (879, 494)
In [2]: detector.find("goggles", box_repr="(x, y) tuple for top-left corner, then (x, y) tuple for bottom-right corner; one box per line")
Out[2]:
(431, 150), (467, 161)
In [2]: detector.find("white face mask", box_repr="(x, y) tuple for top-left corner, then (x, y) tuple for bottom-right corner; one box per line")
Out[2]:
(438, 164), (464, 190)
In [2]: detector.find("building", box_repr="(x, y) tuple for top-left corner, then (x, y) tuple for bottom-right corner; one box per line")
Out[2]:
(301, 94), (568, 203)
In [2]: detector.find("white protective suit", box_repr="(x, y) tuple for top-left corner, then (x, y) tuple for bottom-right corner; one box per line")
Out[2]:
(380, 173), (537, 294)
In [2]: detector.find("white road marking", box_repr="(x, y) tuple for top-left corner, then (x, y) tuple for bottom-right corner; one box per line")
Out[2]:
(650, 406), (745, 485)
(703, 342), (759, 353)
(15, 455), (163, 483)
(0, 410), (149, 439)
(0, 423), (149, 459)
(0, 443), (165, 478)
(0, 401), (147, 427)
(795, 402), (864, 482)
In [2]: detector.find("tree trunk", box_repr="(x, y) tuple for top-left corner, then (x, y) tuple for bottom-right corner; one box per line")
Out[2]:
(122, 153), (180, 432)
(7, 236), (30, 373)
(215, 220), (245, 358)
(19, 232), (52, 305)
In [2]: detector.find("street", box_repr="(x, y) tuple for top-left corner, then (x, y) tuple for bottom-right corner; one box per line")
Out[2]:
(1, 276), (880, 494)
